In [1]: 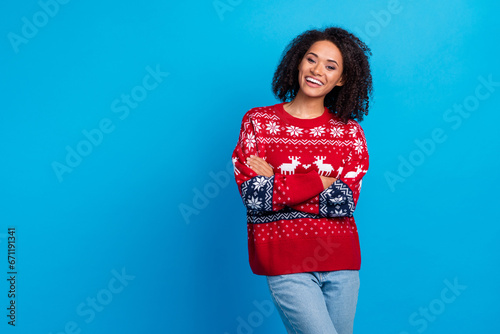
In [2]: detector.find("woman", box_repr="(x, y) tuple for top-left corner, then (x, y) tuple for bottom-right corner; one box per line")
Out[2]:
(231, 26), (372, 334)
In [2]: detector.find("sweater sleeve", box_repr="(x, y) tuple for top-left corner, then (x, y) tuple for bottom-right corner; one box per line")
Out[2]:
(289, 121), (369, 217)
(232, 112), (325, 212)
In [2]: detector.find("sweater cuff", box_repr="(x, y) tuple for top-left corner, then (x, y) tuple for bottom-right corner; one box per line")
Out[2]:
(319, 179), (355, 217)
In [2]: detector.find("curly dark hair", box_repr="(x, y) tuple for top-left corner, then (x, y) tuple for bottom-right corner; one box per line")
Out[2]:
(272, 26), (373, 123)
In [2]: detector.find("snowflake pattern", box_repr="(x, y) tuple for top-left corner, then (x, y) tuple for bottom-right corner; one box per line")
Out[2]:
(245, 133), (256, 150)
(253, 120), (262, 134)
(252, 176), (267, 191)
(236, 107), (366, 240)
(318, 179), (355, 218)
(329, 195), (346, 205)
(330, 127), (344, 137)
(349, 127), (358, 137)
(353, 138), (364, 154)
(286, 125), (303, 137)
(266, 121), (281, 135)
(247, 196), (262, 210)
(334, 209), (346, 216)
(310, 126), (326, 137)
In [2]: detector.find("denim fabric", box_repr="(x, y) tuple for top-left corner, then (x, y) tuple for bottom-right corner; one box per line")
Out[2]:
(266, 270), (359, 334)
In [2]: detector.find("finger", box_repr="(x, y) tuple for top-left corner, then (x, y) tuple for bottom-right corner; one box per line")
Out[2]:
(250, 162), (273, 176)
(249, 159), (269, 171)
(246, 156), (274, 176)
(250, 162), (268, 174)
(247, 155), (266, 164)
(256, 166), (274, 177)
(250, 156), (270, 167)
(247, 156), (268, 169)
(248, 161), (272, 176)
(258, 163), (273, 173)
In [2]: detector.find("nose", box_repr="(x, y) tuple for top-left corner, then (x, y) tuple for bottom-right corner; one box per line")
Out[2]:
(311, 63), (322, 76)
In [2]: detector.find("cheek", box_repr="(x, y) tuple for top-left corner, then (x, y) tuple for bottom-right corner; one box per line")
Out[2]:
(299, 65), (308, 76)
(327, 73), (342, 85)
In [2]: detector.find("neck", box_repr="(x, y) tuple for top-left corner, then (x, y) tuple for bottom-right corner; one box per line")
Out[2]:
(284, 90), (325, 119)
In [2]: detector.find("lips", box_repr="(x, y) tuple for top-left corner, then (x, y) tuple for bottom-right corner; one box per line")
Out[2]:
(305, 76), (324, 86)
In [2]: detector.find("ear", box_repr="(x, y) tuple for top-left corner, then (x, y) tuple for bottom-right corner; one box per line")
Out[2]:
(336, 76), (345, 86)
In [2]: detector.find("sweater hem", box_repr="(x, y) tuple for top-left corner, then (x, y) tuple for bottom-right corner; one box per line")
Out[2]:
(248, 234), (361, 276)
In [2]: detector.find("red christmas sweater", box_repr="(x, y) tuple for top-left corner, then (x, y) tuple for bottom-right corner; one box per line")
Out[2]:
(232, 102), (369, 276)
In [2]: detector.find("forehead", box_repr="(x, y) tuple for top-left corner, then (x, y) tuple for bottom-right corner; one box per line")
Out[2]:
(306, 40), (343, 64)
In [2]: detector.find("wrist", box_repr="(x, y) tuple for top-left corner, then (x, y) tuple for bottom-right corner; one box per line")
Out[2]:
(320, 176), (337, 189)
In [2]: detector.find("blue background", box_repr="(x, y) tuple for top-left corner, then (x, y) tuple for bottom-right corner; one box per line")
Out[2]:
(1, 0), (499, 333)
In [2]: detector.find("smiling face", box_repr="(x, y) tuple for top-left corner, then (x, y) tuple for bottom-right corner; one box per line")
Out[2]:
(297, 40), (344, 98)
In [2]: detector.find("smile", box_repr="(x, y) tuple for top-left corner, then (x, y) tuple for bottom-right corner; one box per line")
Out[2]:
(305, 76), (324, 86)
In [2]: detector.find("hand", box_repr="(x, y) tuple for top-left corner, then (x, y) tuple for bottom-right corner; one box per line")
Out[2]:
(319, 176), (337, 190)
(246, 155), (274, 177)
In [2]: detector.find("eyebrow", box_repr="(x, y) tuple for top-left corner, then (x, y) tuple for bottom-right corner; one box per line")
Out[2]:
(307, 52), (339, 66)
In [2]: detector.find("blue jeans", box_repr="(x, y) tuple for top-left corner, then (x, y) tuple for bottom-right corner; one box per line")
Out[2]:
(266, 270), (360, 334)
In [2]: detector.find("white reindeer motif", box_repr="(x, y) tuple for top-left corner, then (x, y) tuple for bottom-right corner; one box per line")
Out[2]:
(313, 156), (334, 176)
(344, 165), (367, 178)
(232, 157), (240, 175)
(278, 156), (301, 175)
(334, 159), (346, 178)
(336, 166), (344, 178)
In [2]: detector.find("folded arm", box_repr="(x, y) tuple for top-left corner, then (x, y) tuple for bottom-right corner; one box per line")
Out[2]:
(289, 121), (369, 217)
(232, 113), (325, 212)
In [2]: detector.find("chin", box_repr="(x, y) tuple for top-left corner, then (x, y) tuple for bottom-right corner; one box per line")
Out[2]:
(301, 87), (326, 98)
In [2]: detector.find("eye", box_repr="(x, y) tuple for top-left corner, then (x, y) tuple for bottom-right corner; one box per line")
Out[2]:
(307, 58), (315, 63)
(327, 66), (336, 71)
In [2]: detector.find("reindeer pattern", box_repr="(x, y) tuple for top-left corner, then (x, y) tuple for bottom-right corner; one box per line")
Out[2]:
(277, 156), (301, 175)
(275, 155), (343, 177)
(313, 156), (335, 176)
(273, 154), (365, 179)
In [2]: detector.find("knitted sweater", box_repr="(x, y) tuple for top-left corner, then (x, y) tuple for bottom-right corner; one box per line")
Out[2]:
(232, 102), (369, 276)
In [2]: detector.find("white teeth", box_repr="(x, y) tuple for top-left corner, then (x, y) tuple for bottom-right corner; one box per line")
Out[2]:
(306, 77), (323, 86)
